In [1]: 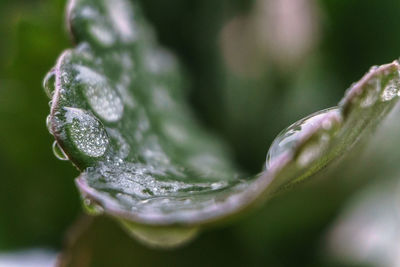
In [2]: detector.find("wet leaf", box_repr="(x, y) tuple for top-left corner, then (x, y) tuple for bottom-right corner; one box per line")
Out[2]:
(46, 0), (400, 247)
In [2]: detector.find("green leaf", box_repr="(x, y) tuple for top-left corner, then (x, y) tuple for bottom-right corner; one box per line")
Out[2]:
(46, 0), (400, 247)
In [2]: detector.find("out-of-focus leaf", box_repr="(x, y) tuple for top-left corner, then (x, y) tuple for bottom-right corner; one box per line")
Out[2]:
(0, 0), (80, 249)
(47, 0), (400, 247)
(57, 216), (250, 267)
(326, 177), (400, 267)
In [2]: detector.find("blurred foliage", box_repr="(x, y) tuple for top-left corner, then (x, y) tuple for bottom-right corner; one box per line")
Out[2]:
(0, 0), (400, 266)
(0, 0), (80, 250)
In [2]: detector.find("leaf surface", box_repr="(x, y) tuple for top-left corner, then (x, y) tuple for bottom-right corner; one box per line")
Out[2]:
(47, 0), (400, 246)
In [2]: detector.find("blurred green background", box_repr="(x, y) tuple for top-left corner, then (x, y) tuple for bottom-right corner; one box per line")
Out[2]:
(1, 0), (400, 266)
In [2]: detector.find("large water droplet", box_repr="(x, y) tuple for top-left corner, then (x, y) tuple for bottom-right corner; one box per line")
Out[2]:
(74, 65), (124, 122)
(265, 107), (339, 170)
(52, 141), (69, 161)
(65, 107), (109, 157)
(43, 69), (56, 99)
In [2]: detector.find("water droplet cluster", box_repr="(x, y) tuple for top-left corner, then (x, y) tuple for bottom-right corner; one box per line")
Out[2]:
(381, 79), (400, 102)
(105, 0), (137, 42)
(75, 65), (124, 122)
(65, 107), (109, 157)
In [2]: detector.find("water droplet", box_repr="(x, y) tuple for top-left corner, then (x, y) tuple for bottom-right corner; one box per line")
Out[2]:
(61, 72), (70, 84)
(52, 141), (69, 161)
(75, 65), (124, 122)
(105, 0), (137, 42)
(106, 128), (130, 159)
(121, 219), (199, 248)
(90, 24), (116, 46)
(46, 115), (53, 135)
(65, 107), (109, 157)
(43, 69), (56, 99)
(83, 198), (104, 215)
(265, 107), (339, 170)
(381, 80), (399, 102)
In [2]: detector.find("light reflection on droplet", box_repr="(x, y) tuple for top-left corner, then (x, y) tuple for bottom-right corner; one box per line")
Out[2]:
(265, 107), (339, 170)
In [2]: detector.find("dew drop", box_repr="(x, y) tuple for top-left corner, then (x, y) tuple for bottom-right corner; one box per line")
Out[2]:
(65, 107), (109, 157)
(83, 198), (104, 215)
(265, 107), (339, 170)
(106, 128), (130, 159)
(381, 80), (399, 102)
(43, 69), (56, 99)
(52, 141), (69, 161)
(80, 7), (116, 47)
(75, 65), (124, 122)
(46, 115), (53, 135)
(90, 24), (116, 46)
(121, 219), (199, 248)
(105, 0), (137, 42)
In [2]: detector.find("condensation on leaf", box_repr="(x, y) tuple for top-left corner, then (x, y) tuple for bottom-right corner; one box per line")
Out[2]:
(89, 24), (115, 46)
(381, 79), (400, 102)
(106, 128), (130, 159)
(65, 107), (109, 157)
(92, 161), (228, 200)
(47, 0), (400, 249)
(104, 0), (137, 43)
(79, 6), (116, 46)
(74, 65), (124, 122)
